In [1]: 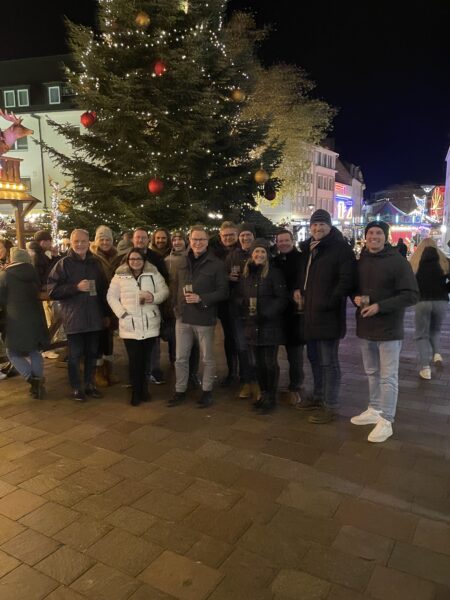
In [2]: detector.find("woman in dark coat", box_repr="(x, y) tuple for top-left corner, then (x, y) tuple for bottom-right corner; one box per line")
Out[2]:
(0, 248), (49, 398)
(235, 239), (288, 413)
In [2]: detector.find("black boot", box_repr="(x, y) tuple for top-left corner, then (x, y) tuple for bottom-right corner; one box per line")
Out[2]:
(28, 376), (45, 399)
(256, 393), (276, 415)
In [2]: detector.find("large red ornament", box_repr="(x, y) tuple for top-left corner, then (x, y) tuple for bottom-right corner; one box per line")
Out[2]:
(80, 111), (97, 128)
(148, 178), (164, 194)
(153, 60), (167, 77)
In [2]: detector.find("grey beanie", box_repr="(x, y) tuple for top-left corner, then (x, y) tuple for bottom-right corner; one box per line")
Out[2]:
(310, 209), (332, 227)
(238, 222), (256, 236)
(250, 238), (270, 253)
(10, 248), (31, 264)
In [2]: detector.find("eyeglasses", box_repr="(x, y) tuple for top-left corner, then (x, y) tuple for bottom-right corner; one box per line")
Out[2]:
(129, 258), (144, 262)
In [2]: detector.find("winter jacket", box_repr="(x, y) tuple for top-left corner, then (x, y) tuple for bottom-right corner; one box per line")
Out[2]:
(0, 262), (49, 352)
(356, 245), (419, 341)
(299, 227), (356, 340)
(29, 243), (61, 291)
(225, 246), (251, 316)
(122, 247), (169, 284)
(107, 262), (169, 340)
(235, 262), (289, 346)
(415, 253), (450, 301)
(273, 248), (304, 346)
(173, 250), (229, 326)
(90, 243), (121, 283)
(396, 241), (408, 258)
(47, 249), (109, 335)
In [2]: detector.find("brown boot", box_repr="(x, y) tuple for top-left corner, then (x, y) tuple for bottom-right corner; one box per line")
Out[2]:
(238, 384), (252, 399)
(250, 383), (261, 402)
(104, 361), (120, 385)
(95, 364), (109, 388)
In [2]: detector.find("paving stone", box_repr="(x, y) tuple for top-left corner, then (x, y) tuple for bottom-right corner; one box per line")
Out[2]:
(325, 585), (367, 600)
(0, 488), (47, 519)
(388, 541), (450, 587)
(314, 452), (383, 485)
(0, 563), (59, 599)
(0, 549), (20, 577)
(128, 584), (177, 599)
(72, 493), (121, 520)
(44, 482), (91, 507)
(0, 513), (26, 543)
(143, 468), (195, 495)
(102, 478), (152, 505)
(106, 457), (157, 480)
(271, 569), (331, 599)
(0, 480), (16, 498)
(144, 520), (201, 554)
(232, 468), (288, 499)
(128, 424), (173, 444)
(413, 517), (450, 556)
(220, 546), (277, 588)
(187, 457), (246, 487)
(54, 516), (112, 551)
(33, 416), (80, 434)
(1, 465), (38, 485)
(3, 424), (47, 443)
(0, 441), (35, 461)
(332, 525), (393, 564)
(207, 576), (273, 600)
(70, 562), (140, 600)
(230, 491), (279, 525)
(45, 587), (87, 600)
(377, 465), (448, 501)
(19, 474), (61, 495)
(153, 448), (203, 473)
(40, 458), (84, 480)
(367, 564), (436, 600)
(270, 506), (340, 545)
(124, 440), (172, 463)
(183, 504), (252, 544)
(1, 528), (60, 565)
(138, 550), (223, 600)
(240, 522), (310, 568)
(63, 467), (122, 494)
(35, 546), (95, 585)
(63, 423), (106, 442)
(133, 489), (198, 521)
(221, 447), (265, 470)
(81, 448), (124, 469)
(105, 506), (156, 535)
(276, 482), (342, 518)
(19, 501), (79, 536)
(263, 438), (322, 465)
(335, 497), (418, 542)
(186, 535), (233, 568)
(181, 479), (241, 510)
(86, 527), (163, 576)
(195, 440), (232, 459)
(359, 481), (413, 511)
(89, 430), (134, 452)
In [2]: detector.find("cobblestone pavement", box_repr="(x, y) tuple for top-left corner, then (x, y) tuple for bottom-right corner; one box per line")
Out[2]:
(0, 306), (449, 599)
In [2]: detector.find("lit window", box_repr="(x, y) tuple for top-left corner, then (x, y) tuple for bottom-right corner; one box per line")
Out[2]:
(3, 90), (15, 108)
(17, 89), (29, 107)
(48, 86), (61, 104)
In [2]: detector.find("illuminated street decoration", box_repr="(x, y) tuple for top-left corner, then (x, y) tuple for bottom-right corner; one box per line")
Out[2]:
(335, 182), (353, 219)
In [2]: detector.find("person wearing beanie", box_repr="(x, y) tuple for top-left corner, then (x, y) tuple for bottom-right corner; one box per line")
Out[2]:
(297, 209), (356, 423)
(91, 225), (121, 387)
(30, 231), (62, 360)
(117, 231), (133, 255)
(273, 229), (305, 405)
(0, 246), (49, 399)
(350, 220), (418, 443)
(233, 236), (288, 413)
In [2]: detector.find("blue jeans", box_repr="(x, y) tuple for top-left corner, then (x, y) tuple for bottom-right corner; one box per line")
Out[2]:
(6, 349), (43, 379)
(359, 339), (402, 422)
(67, 331), (100, 390)
(414, 301), (448, 367)
(306, 339), (341, 409)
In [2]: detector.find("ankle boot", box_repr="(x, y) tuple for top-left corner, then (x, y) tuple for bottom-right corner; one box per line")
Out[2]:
(28, 376), (45, 399)
(250, 383), (261, 402)
(104, 361), (120, 385)
(95, 364), (109, 388)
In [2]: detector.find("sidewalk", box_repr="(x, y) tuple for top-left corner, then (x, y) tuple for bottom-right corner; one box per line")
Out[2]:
(0, 306), (449, 599)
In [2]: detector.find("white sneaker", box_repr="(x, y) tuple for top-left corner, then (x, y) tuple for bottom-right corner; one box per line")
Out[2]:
(419, 367), (431, 380)
(42, 351), (59, 359)
(350, 407), (382, 425)
(0, 372), (7, 380)
(433, 353), (443, 365)
(368, 418), (393, 443)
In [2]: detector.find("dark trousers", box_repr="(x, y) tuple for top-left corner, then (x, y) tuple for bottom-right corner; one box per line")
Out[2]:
(285, 344), (305, 390)
(97, 328), (114, 358)
(67, 331), (100, 390)
(124, 337), (156, 402)
(219, 305), (238, 377)
(306, 339), (341, 409)
(232, 317), (252, 384)
(254, 345), (279, 401)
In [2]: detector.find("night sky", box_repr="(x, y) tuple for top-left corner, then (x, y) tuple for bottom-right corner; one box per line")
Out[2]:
(2, 0), (450, 194)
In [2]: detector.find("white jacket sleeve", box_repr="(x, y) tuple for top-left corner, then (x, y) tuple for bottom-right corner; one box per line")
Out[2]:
(152, 271), (170, 305)
(107, 275), (126, 318)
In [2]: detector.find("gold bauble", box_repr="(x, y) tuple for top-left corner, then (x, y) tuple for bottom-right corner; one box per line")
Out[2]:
(58, 199), (72, 214)
(135, 11), (151, 27)
(254, 169), (269, 185)
(231, 88), (246, 103)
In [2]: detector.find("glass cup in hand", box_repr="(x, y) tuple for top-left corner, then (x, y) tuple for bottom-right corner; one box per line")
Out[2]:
(183, 283), (193, 295)
(360, 295), (370, 309)
(88, 280), (97, 296)
(249, 297), (257, 316)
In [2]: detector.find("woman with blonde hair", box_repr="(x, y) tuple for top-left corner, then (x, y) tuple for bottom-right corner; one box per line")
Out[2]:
(409, 238), (450, 379)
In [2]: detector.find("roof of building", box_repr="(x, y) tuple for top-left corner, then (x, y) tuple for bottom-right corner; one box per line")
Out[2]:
(0, 54), (74, 86)
(335, 158), (365, 185)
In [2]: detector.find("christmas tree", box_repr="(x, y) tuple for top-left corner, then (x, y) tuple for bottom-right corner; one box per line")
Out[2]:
(42, 0), (282, 232)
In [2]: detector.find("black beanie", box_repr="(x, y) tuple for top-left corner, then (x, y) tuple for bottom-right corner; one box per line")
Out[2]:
(238, 222), (256, 236)
(364, 220), (390, 240)
(310, 209), (332, 227)
(250, 238), (270, 253)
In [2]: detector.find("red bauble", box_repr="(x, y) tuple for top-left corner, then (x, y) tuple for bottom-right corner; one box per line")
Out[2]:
(153, 60), (167, 77)
(148, 178), (164, 194)
(80, 111), (97, 128)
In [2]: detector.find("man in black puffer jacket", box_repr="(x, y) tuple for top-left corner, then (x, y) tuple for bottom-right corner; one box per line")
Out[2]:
(48, 229), (109, 402)
(350, 221), (418, 443)
(298, 209), (356, 423)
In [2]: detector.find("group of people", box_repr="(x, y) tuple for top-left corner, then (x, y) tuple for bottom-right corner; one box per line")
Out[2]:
(0, 207), (448, 445)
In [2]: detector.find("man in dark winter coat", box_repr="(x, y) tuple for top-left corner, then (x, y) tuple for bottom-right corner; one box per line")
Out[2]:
(351, 221), (418, 443)
(48, 229), (109, 401)
(273, 229), (305, 404)
(171, 225), (228, 408)
(298, 209), (356, 423)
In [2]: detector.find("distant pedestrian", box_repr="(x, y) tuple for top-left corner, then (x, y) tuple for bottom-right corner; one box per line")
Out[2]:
(396, 237), (408, 258)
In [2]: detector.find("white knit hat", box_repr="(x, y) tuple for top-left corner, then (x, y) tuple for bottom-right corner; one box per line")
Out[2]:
(95, 225), (113, 243)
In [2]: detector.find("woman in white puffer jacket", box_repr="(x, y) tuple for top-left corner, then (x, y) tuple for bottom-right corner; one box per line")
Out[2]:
(107, 248), (169, 405)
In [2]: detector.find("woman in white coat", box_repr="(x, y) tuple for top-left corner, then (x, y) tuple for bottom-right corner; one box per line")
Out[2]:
(107, 248), (169, 405)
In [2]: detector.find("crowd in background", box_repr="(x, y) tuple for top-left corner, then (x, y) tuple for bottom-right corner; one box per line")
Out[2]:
(0, 208), (449, 445)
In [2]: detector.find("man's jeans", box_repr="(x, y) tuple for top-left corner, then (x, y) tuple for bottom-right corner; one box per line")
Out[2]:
(360, 339), (402, 423)
(67, 331), (100, 390)
(6, 349), (43, 379)
(285, 344), (305, 391)
(175, 319), (215, 392)
(414, 300), (448, 367)
(307, 339), (341, 409)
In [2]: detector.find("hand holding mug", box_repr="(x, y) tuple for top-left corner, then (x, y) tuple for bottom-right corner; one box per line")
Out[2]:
(77, 279), (90, 292)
